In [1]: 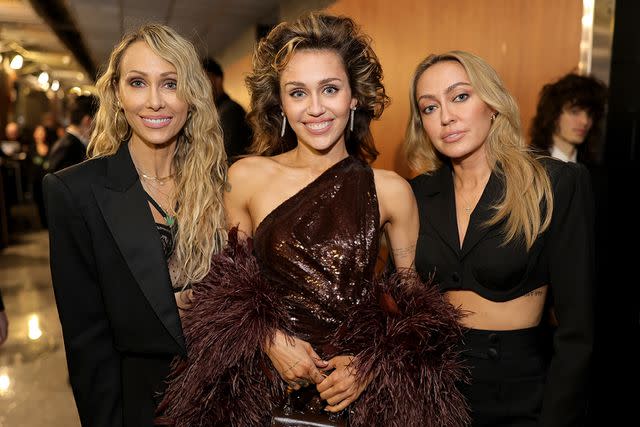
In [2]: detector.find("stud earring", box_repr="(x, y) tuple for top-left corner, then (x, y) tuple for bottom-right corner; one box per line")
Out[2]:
(280, 111), (287, 137)
(490, 112), (498, 122)
(349, 107), (356, 132)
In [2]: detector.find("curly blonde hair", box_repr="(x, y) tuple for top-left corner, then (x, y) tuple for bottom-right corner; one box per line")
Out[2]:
(89, 23), (227, 286)
(405, 51), (553, 250)
(245, 12), (389, 163)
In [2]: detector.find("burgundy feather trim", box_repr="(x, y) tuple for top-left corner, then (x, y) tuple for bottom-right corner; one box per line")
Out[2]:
(336, 270), (470, 427)
(155, 228), (289, 426)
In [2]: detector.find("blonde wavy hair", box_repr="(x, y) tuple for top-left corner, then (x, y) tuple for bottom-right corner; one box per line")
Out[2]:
(245, 12), (389, 163)
(88, 23), (227, 286)
(405, 51), (553, 250)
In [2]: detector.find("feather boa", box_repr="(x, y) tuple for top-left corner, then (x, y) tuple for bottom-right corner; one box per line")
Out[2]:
(156, 229), (469, 426)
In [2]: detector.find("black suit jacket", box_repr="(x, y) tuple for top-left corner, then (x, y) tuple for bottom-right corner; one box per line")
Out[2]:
(47, 132), (87, 173)
(411, 158), (594, 427)
(44, 143), (185, 427)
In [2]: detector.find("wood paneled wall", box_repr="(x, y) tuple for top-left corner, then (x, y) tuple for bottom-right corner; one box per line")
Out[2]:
(221, 0), (582, 177)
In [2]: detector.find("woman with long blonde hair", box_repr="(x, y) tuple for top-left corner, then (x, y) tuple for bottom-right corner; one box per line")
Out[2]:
(406, 50), (594, 426)
(44, 23), (226, 427)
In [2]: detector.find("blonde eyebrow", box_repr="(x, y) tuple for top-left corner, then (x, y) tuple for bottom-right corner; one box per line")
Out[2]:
(418, 81), (472, 101)
(124, 70), (177, 77)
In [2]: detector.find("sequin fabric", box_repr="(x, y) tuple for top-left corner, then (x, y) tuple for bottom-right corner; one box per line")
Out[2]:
(253, 156), (380, 357)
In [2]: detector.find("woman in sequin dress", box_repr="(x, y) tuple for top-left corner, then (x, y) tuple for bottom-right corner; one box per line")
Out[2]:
(157, 13), (469, 427)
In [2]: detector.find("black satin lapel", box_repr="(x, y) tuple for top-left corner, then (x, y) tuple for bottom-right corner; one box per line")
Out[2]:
(92, 180), (185, 352)
(423, 169), (461, 255)
(461, 171), (503, 259)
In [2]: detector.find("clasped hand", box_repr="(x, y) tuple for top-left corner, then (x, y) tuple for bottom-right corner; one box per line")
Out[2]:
(265, 331), (369, 412)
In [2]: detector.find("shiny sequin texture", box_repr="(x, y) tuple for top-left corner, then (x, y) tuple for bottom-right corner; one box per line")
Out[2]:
(253, 156), (380, 356)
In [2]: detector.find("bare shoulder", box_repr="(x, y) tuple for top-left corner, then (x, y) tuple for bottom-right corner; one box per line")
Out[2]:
(372, 168), (414, 200)
(227, 156), (279, 194)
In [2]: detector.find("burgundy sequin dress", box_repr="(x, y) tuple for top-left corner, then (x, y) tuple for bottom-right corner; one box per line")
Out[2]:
(157, 156), (469, 427)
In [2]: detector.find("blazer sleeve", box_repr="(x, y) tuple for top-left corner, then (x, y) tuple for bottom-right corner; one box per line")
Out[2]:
(44, 173), (123, 427)
(540, 163), (595, 427)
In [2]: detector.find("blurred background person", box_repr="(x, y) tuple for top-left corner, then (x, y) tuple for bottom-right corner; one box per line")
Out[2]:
(530, 73), (607, 164)
(47, 95), (99, 173)
(31, 125), (50, 228)
(0, 288), (7, 346)
(202, 57), (252, 163)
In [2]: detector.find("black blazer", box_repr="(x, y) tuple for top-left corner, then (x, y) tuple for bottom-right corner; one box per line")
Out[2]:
(47, 132), (87, 173)
(44, 143), (185, 427)
(411, 158), (594, 427)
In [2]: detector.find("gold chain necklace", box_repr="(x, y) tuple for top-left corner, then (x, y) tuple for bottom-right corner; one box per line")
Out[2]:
(136, 167), (174, 185)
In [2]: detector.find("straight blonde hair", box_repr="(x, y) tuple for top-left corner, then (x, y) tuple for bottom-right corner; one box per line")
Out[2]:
(405, 51), (553, 249)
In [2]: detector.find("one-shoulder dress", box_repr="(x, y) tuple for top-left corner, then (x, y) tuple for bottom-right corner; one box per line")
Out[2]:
(157, 156), (469, 426)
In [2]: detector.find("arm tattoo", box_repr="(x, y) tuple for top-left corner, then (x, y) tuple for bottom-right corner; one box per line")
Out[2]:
(524, 289), (545, 297)
(391, 244), (416, 260)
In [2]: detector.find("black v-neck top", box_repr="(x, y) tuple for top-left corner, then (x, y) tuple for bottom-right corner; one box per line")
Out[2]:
(411, 157), (593, 303)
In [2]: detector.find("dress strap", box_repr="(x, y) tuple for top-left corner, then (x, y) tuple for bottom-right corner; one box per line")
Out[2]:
(144, 191), (175, 227)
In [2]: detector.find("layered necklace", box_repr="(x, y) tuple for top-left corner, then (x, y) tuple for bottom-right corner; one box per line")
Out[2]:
(136, 168), (175, 186)
(130, 145), (176, 226)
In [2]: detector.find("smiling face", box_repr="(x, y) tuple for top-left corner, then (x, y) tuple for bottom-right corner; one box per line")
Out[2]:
(415, 60), (495, 163)
(554, 104), (593, 145)
(279, 49), (357, 154)
(116, 41), (188, 148)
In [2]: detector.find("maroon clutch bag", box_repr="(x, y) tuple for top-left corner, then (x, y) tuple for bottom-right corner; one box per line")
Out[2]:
(271, 386), (348, 427)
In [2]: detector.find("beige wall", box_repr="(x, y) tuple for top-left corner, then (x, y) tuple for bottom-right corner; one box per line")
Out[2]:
(220, 0), (582, 177)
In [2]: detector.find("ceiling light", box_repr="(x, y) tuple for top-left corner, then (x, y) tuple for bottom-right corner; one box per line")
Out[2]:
(38, 71), (49, 85)
(51, 80), (60, 91)
(10, 54), (23, 70)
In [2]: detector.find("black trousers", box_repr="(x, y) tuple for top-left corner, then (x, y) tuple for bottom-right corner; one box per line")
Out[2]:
(459, 327), (548, 427)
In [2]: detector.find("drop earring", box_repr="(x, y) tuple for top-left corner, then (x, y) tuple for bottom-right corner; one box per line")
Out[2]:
(490, 112), (498, 122)
(280, 111), (287, 137)
(349, 107), (356, 132)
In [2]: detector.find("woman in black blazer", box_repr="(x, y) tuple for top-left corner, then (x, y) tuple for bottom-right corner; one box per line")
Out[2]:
(44, 24), (226, 427)
(405, 51), (594, 426)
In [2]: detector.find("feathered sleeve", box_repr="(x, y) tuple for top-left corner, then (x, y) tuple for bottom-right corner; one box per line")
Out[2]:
(335, 270), (470, 427)
(155, 228), (289, 427)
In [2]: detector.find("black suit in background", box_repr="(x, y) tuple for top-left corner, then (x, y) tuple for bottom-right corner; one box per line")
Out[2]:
(44, 143), (185, 427)
(216, 92), (252, 162)
(411, 158), (594, 427)
(47, 132), (87, 173)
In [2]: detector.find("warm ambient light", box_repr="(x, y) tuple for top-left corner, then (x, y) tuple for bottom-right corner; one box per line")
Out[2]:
(0, 373), (10, 394)
(10, 54), (23, 69)
(38, 71), (49, 85)
(51, 80), (60, 91)
(28, 314), (43, 340)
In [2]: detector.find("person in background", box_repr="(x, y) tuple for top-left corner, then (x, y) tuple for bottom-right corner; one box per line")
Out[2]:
(0, 289), (8, 345)
(31, 125), (49, 228)
(202, 57), (252, 162)
(405, 51), (594, 426)
(47, 95), (99, 173)
(44, 23), (226, 427)
(530, 73), (607, 164)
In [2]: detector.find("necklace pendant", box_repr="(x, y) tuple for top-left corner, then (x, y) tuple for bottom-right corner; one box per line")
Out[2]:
(165, 215), (175, 227)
